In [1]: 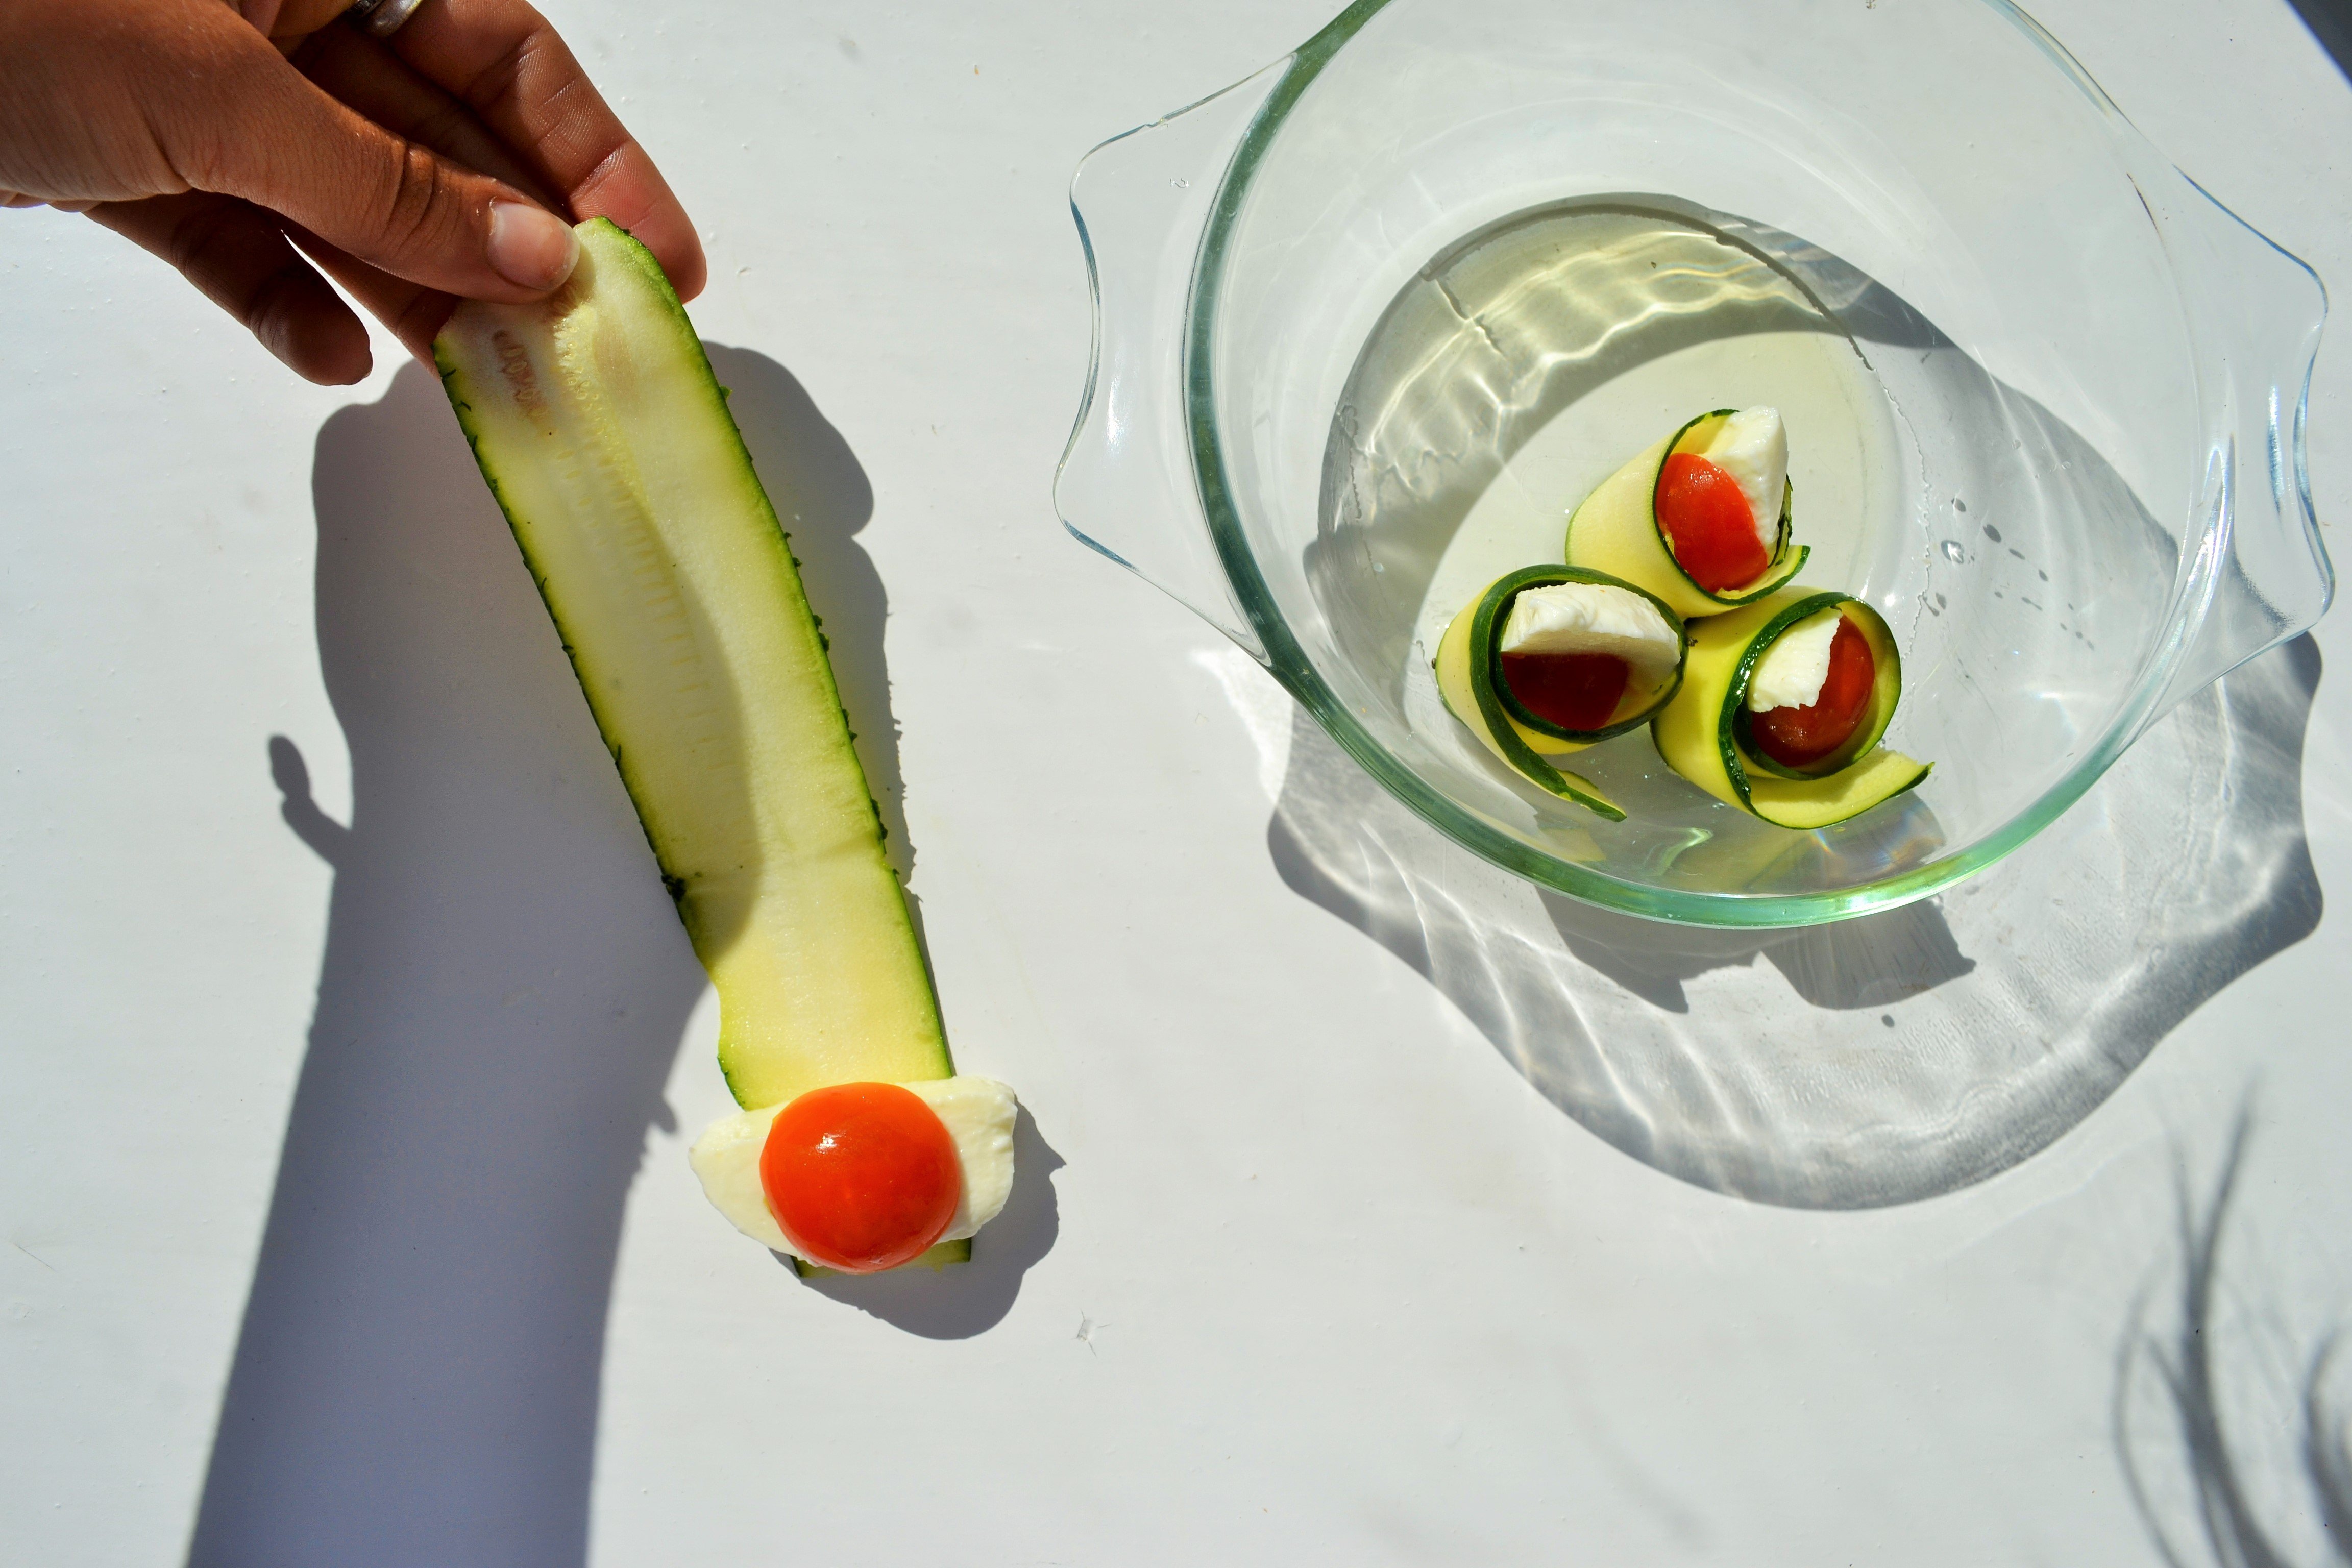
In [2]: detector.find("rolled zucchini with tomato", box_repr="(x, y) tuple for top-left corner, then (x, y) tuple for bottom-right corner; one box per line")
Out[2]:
(1650, 587), (1931, 829)
(1435, 565), (1689, 820)
(1564, 407), (1808, 619)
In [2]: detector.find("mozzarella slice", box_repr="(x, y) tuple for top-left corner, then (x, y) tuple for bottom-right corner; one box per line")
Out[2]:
(690, 1075), (1018, 1257)
(1497, 582), (1681, 677)
(1698, 406), (1787, 551)
(1748, 607), (1846, 712)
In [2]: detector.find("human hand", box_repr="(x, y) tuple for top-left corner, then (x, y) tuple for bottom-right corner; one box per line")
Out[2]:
(0, 0), (705, 384)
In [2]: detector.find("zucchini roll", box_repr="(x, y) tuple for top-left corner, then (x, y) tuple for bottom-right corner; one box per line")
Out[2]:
(1564, 407), (1808, 618)
(1650, 588), (1930, 829)
(1435, 566), (1688, 820)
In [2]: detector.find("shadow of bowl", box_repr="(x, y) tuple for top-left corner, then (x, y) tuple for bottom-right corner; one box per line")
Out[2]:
(1254, 633), (2322, 1207)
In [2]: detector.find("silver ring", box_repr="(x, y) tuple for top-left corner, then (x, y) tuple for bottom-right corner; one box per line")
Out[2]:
(346, 0), (429, 38)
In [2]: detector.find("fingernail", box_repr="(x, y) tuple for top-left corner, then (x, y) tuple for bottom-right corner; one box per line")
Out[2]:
(487, 202), (579, 291)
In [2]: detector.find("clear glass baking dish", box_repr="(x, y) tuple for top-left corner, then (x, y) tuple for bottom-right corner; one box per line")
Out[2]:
(1056, 0), (2329, 927)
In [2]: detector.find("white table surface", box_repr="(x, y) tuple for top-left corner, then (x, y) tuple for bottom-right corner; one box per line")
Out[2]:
(4, 2), (2348, 1563)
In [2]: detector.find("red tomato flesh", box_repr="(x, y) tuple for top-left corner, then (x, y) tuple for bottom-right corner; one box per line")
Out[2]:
(761, 1082), (962, 1273)
(1500, 651), (1630, 732)
(1656, 452), (1771, 594)
(1750, 616), (1876, 768)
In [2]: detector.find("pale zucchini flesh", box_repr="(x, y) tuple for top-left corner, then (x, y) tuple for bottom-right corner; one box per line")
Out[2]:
(435, 219), (951, 1112)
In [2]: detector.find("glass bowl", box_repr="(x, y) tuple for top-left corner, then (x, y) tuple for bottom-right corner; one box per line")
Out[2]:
(1056, 0), (2330, 927)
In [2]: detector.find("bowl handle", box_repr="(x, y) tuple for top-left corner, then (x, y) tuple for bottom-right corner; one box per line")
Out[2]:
(2147, 175), (2332, 724)
(1054, 63), (1292, 659)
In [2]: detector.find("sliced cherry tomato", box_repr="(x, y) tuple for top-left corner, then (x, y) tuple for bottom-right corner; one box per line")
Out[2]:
(1500, 651), (1629, 732)
(761, 1082), (962, 1273)
(1750, 616), (1876, 768)
(1656, 452), (1771, 594)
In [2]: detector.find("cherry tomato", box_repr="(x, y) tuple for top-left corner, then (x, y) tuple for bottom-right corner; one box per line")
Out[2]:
(1750, 616), (1876, 768)
(1656, 452), (1771, 593)
(761, 1082), (962, 1273)
(1500, 651), (1629, 732)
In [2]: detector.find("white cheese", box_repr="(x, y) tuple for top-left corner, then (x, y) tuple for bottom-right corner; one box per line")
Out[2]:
(689, 1075), (1018, 1258)
(1698, 406), (1787, 551)
(1497, 581), (1681, 676)
(1748, 606), (1846, 712)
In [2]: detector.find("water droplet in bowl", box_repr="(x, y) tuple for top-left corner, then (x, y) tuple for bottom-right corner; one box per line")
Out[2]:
(1940, 539), (1967, 565)
(1171, 177), (1191, 189)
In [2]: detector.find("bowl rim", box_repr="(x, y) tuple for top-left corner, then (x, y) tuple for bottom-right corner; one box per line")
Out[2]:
(1178, 0), (2232, 928)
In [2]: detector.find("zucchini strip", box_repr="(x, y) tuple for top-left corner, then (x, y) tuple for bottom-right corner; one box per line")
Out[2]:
(438, 220), (950, 1108)
(1563, 410), (1808, 618)
(1434, 565), (1688, 820)
(438, 219), (972, 1269)
(1649, 587), (1930, 829)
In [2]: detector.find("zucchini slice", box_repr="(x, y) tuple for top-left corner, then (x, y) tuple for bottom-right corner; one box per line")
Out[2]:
(1563, 410), (1808, 619)
(1434, 565), (1688, 820)
(1649, 587), (1930, 829)
(436, 223), (955, 1123)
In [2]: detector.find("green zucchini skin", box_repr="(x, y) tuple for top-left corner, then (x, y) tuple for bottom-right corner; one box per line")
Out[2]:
(434, 219), (953, 1114)
(1434, 565), (1689, 819)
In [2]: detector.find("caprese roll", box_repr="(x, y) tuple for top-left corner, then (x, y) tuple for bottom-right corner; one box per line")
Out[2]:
(1435, 566), (1688, 819)
(1564, 406), (1808, 618)
(1650, 587), (1930, 829)
(691, 1076), (1018, 1276)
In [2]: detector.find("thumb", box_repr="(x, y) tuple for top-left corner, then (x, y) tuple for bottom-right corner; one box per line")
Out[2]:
(159, 24), (577, 302)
